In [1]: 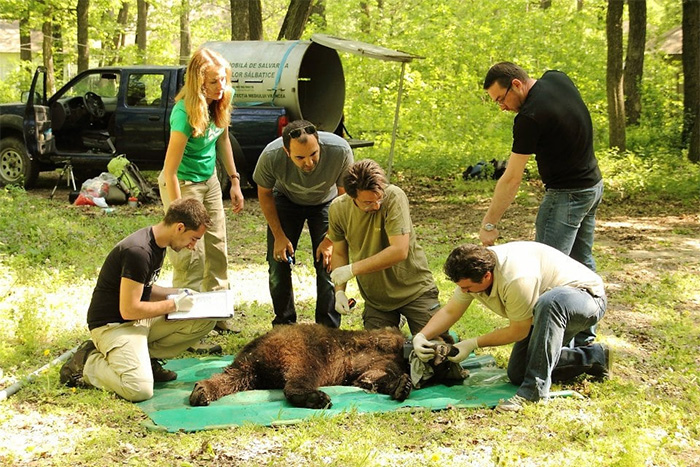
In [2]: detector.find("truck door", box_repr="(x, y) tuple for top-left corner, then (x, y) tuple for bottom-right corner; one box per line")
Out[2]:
(23, 66), (55, 156)
(114, 71), (168, 166)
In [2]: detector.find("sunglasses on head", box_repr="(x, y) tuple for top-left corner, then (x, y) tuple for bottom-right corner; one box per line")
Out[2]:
(288, 125), (317, 139)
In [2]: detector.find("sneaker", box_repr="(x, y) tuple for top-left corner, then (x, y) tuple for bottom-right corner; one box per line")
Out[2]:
(589, 343), (612, 380)
(214, 319), (241, 334)
(59, 340), (96, 388)
(496, 394), (533, 413)
(151, 359), (177, 382)
(187, 341), (223, 355)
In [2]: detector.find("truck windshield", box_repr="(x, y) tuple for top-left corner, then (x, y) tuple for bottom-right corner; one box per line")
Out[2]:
(59, 72), (120, 100)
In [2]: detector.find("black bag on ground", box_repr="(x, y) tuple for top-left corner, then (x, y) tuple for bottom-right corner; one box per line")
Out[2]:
(462, 159), (509, 181)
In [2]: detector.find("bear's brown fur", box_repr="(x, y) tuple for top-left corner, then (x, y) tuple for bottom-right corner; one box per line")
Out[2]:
(189, 324), (416, 409)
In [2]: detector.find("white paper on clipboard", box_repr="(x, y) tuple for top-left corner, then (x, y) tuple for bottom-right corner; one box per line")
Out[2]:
(166, 290), (235, 321)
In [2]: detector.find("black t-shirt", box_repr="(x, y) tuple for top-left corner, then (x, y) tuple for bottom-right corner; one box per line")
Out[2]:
(512, 70), (601, 189)
(87, 227), (165, 330)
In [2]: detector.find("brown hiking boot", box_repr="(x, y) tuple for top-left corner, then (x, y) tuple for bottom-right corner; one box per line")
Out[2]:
(59, 340), (96, 388)
(151, 359), (177, 382)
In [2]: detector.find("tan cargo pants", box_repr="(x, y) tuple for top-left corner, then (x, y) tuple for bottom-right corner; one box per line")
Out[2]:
(158, 171), (229, 292)
(83, 316), (216, 401)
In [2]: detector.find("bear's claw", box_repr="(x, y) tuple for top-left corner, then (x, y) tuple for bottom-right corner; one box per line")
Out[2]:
(189, 382), (211, 406)
(391, 374), (412, 402)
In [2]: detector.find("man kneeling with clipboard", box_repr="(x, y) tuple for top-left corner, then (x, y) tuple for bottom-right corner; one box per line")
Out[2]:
(60, 199), (231, 402)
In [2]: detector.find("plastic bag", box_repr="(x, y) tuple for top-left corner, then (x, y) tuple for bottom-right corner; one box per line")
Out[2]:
(74, 172), (122, 207)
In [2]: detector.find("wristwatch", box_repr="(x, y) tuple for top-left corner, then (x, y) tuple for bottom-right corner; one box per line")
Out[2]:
(483, 223), (497, 232)
(228, 172), (240, 181)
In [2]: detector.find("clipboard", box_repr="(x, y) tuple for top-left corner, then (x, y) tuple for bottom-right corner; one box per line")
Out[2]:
(166, 290), (235, 321)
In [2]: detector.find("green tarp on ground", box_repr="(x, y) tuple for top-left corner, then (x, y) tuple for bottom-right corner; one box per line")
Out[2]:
(137, 354), (518, 432)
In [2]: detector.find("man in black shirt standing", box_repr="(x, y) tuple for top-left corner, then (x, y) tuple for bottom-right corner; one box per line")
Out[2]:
(479, 62), (603, 268)
(59, 198), (217, 401)
(480, 62), (604, 346)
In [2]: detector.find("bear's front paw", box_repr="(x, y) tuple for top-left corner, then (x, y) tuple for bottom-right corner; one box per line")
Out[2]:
(305, 390), (332, 409)
(391, 374), (412, 402)
(189, 382), (211, 406)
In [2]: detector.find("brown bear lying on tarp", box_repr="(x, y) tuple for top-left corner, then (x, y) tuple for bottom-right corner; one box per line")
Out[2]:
(189, 324), (463, 409)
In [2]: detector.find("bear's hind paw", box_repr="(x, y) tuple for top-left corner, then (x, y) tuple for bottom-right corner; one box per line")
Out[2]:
(287, 389), (332, 409)
(391, 374), (412, 402)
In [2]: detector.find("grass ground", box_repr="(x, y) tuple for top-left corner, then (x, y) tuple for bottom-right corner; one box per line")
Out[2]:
(1, 171), (699, 466)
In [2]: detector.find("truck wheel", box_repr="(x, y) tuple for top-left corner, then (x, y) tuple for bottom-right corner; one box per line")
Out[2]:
(229, 134), (255, 189)
(0, 137), (39, 187)
(215, 135), (254, 197)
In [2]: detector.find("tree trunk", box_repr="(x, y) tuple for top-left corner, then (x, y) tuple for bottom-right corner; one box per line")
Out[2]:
(606, 0), (626, 151)
(624, 0), (646, 125)
(19, 14), (32, 61)
(249, 0), (263, 40)
(230, 0), (250, 40)
(77, 0), (90, 72)
(230, 0), (262, 40)
(277, 0), (313, 41)
(577, 0), (584, 11)
(104, 2), (128, 66)
(116, 3), (128, 49)
(360, 2), (371, 34)
(179, 0), (191, 65)
(682, 0), (700, 162)
(42, 19), (55, 95)
(52, 23), (64, 80)
(136, 0), (149, 63)
(541, 0), (552, 9)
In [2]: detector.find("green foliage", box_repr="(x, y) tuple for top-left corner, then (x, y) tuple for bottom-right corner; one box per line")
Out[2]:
(0, 62), (34, 103)
(319, 0), (613, 174)
(599, 147), (700, 203)
(1, 0), (694, 199)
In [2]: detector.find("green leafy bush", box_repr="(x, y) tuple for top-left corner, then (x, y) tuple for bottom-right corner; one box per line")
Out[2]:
(600, 148), (700, 203)
(0, 62), (34, 104)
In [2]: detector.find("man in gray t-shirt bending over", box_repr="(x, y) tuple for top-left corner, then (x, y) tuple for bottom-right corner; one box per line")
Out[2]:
(253, 120), (354, 328)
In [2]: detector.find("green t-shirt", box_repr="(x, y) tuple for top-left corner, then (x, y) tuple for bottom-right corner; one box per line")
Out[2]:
(169, 95), (232, 182)
(328, 184), (435, 311)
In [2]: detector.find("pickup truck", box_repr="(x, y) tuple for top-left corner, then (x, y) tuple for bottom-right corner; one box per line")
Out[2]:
(0, 62), (371, 189)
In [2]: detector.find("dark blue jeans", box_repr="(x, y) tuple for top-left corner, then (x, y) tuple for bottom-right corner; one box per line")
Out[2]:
(267, 194), (339, 328)
(507, 286), (607, 402)
(535, 179), (604, 272)
(535, 179), (604, 346)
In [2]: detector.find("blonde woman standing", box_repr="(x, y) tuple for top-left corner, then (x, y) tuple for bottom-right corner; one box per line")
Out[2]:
(158, 48), (244, 323)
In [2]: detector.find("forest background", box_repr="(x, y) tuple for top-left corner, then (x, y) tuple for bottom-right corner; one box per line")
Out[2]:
(1, 0), (700, 179)
(1, 1), (699, 466)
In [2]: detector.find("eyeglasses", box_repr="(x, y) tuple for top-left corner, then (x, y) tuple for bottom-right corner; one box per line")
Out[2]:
(354, 194), (384, 211)
(288, 125), (317, 139)
(359, 199), (383, 211)
(495, 82), (512, 106)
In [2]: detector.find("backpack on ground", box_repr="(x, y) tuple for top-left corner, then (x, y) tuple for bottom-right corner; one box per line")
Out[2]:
(462, 159), (509, 181)
(107, 154), (159, 204)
